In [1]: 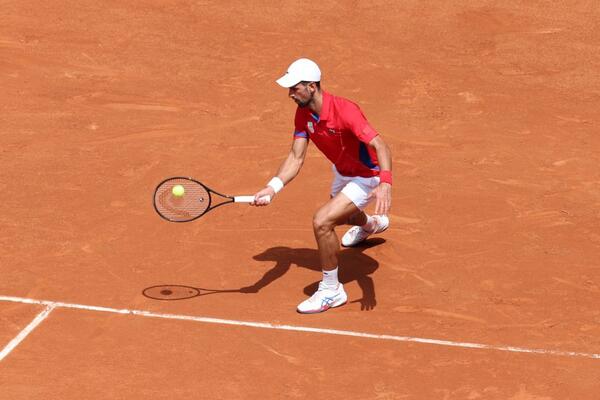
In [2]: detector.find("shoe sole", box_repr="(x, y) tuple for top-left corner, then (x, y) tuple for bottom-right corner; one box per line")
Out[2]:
(296, 300), (347, 314)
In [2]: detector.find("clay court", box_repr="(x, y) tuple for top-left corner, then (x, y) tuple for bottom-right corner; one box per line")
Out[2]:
(2, 1), (600, 398)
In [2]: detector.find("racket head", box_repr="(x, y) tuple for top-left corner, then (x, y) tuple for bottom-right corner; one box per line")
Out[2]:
(143, 285), (201, 300)
(153, 177), (212, 222)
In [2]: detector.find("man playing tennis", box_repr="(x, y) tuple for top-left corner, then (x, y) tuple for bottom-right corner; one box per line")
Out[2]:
(252, 58), (392, 314)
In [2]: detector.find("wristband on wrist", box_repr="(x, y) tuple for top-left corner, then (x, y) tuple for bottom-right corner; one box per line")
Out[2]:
(267, 177), (284, 193)
(379, 170), (392, 185)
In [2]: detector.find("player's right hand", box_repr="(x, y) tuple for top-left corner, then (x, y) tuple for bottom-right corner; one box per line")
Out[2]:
(251, 187), (275, 206)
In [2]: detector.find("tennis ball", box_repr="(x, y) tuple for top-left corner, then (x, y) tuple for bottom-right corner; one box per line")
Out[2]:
(172, 184), (185, 197)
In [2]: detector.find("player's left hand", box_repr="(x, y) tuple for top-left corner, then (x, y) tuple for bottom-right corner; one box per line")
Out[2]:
(368, 182), (392, 215)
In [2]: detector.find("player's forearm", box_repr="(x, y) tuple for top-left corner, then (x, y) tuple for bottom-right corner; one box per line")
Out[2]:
(372, 138), (392, 172)
(272, 138), (307, 186)
(275, 151), (304, 184)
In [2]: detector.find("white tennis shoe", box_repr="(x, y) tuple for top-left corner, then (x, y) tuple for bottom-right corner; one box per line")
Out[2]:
(297, 282), (347, 314)
(341, 215), (389, 247)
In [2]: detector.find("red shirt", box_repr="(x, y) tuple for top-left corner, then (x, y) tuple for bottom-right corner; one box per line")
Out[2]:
(293, 91), (380, 177)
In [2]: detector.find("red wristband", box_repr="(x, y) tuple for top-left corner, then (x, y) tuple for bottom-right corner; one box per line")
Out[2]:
(379, 170), (392, 185)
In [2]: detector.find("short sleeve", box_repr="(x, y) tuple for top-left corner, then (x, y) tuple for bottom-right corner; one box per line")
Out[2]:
(293, 130), (309, 139)
(293, 107), (309, 140)
(344, 102), (379, 143)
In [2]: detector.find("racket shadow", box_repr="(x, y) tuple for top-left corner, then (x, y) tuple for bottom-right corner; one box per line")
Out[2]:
(247, 238), (384, 311)
(142, 285), (241, 301)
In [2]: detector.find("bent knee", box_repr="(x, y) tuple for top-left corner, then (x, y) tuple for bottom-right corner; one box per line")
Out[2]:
(312, 211), (336, 234)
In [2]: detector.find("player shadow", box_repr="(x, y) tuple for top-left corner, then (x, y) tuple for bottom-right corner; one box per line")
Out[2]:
(242, 238), (384, 311)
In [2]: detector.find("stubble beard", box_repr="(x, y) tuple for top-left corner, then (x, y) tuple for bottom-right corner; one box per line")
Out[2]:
(294, 89), (314, 108)
(295, 99), (310, 108)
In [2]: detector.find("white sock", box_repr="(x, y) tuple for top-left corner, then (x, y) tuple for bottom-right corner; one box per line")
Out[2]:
(361, 215), (377, 233)
(323, 267), (339, 288)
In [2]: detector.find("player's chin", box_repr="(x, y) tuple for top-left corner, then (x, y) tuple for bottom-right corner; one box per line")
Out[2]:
(294, 99), (309, 108)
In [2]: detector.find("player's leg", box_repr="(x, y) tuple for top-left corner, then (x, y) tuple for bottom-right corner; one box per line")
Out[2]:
(330, 166), (370, 228)
(347, 209), (367, 226)
(297, 193), (357, 314)
(296, 169), (389, 313)
(313, 193), (361, 270)
(340, 177), (389, 247)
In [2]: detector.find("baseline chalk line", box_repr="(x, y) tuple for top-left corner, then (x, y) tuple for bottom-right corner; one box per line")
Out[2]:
(0, 294), (598, 360)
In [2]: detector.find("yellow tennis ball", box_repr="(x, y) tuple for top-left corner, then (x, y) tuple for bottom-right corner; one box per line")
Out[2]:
(172, 184), (185, 197)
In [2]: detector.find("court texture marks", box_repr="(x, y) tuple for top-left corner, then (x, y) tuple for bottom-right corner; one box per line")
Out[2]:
(2, 1), (600, 398)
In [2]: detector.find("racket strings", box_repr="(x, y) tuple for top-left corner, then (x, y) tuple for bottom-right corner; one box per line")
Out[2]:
(154, 178), (211, 222)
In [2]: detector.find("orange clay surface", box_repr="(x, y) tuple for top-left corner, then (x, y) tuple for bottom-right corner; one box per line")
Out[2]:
(1, 1), (600, 399)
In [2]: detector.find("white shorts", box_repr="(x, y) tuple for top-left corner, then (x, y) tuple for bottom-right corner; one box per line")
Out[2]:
(330, 165), (380, 210)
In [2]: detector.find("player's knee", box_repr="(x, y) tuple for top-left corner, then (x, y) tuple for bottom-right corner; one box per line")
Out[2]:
(312, 211), (334, 235)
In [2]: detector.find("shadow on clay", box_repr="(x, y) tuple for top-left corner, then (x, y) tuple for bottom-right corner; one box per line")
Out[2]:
(243, 238), (385, 311)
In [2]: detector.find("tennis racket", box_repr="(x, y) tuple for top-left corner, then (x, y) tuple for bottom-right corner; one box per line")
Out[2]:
(142, 284), (239, 300)
(153, 177), (270, 222)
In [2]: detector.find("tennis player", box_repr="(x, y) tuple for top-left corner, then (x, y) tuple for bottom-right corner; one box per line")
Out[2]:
(252, 58), (392, 313)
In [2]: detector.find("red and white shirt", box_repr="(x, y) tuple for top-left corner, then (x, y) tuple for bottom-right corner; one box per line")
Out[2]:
(293, 91), (380, 178)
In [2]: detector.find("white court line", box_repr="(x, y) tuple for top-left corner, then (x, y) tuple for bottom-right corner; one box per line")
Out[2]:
(0, 304), (55, 362)
(0, 294), (599, 360)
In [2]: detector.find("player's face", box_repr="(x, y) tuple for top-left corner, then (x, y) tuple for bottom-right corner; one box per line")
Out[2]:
(288, 82), (314, 107)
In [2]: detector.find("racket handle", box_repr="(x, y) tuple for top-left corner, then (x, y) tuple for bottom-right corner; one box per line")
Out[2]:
(234, 195), (271, 203)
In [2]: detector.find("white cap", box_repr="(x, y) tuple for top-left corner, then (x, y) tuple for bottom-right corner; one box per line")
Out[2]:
(276, 58), (321, 88)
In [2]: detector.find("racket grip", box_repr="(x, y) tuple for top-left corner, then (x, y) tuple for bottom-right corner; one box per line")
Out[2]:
(234, 195), (271, 203)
